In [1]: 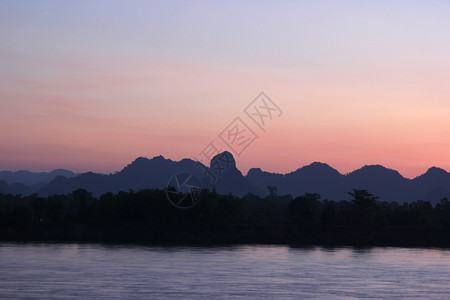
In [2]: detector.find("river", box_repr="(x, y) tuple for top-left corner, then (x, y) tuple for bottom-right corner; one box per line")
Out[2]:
(1, 243), (449, 299)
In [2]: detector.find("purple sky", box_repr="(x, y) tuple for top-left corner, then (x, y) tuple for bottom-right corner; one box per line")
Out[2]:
(1, 1), (450, 178)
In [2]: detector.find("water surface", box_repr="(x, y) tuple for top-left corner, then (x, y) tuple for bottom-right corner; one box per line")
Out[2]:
(1, 243), (449, 299)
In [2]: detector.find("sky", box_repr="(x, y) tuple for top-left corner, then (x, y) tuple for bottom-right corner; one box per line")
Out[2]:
(1, 0), (449, 178)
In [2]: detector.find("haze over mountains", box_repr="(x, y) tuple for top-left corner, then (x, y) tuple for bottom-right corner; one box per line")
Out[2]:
(0, 169), (78, 196)
(1, 152), (449, 204)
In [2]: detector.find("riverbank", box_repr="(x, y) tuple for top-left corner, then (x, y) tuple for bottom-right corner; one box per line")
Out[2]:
(3, 226), (450, 248)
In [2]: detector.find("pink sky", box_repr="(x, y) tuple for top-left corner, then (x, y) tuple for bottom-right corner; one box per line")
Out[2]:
(1, 1), (449, 178)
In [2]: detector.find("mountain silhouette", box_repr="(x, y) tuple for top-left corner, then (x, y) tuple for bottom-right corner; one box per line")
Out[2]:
(0, 169), (78, 195)
(345, 165), (409, 202)
(209, 151), (262, 196)
(247, 162), (345, 199)
(37, 152), (260, 197)
(1, 155), (449, 203)
(39, 157), (204, 196)
(0, 180), (32, 195)
(410, 167), (450, 202)
(0, 180), (9, 194)
(0, 169), (77, 186)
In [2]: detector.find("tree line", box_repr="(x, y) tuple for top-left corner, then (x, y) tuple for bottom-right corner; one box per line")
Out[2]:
(1, 188), (450, 246)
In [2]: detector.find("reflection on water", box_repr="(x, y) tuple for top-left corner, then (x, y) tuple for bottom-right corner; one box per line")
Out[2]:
(0, 243), (449, 299)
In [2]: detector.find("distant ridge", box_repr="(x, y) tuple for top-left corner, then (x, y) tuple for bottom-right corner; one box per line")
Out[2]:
(1, 155), (449, 204)
(0, 169), (79, 195)
(0, 169), (78, 185)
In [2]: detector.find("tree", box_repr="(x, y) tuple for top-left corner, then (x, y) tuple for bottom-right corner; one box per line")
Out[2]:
(320, 200), (336, 229)
(436, 197), (450, 228)
(349, 189), (379, 229)
(267, 186), (278, 197)
(289, 193), (320, 229)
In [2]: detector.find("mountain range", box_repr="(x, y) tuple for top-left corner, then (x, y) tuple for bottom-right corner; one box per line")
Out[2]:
(1, 153), (449, 204)
(0, 169), (78, 195)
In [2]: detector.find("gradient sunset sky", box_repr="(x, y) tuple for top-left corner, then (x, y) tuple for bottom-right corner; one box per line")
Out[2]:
(1, 1), (449, 178)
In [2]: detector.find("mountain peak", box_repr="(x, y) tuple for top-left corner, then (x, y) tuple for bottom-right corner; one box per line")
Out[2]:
(210, 151), (236, 169)
(120, 155), (174, 175)
(348, 165), (405, 180)
(132, 156), (150, 164)
(50, 168), (74, 173)
(152, 155), (166, 160)
(247, 168), (263, 176)
(355, 164), (394, 172)
(291, 161), (340, 177)
(423, 166), (448, 177)
(306, 162), (335, 170)
(130, 155), (169, 165)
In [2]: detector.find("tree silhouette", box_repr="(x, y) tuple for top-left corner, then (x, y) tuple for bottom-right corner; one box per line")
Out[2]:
(267, 186), (278, 197)
(349, 189), (379, 229)
(1, 188), (450, 246)
(289, 193), (320, 229)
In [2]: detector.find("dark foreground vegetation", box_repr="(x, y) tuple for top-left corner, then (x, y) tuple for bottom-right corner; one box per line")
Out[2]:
(1, 188), (450, 247)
